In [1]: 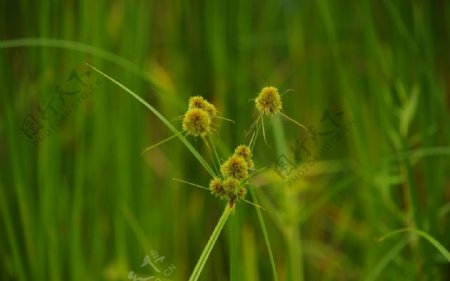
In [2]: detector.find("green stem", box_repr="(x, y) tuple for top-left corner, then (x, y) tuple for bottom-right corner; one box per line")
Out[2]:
(250, 189), (279, 281)
(189, 204), (234, 281)
(286, 226), (304, 281)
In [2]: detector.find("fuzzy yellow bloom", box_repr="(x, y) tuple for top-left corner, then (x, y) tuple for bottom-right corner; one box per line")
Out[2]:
(234, 145), (252, 159)
(235, 185), (247, 201)
(233, 144), (255, 171)
(222, 178), (247, 204)
(255, 86), (282, 116)
(188, 96), (218, 117)
(220, 155), (249, 181)
(209, 177), (226, 199)
(182, 108), (211, 137)
(223, 178), (240, 194)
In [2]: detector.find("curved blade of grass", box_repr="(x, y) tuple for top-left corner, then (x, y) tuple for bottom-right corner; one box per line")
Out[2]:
(0, 38), (184, 109)
(0, 39), (133, 67)
(141, 131), (182, 155)
(378, 228), (450, 263)
(172, 178), (210, 191)
(364, 240), (408, 281)
(0, 39), (131, 65)
(189, 204), (234, 281)
(87, 64), (216, 178)
(280, 112), (309, 133)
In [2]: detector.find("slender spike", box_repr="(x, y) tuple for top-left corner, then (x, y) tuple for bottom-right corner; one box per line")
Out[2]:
(208, 135), (222, 167)
(172, 115), (185, 121)
(280, 112), (309, 133)
(248, 167), (266, 178)
(215, 116), (235, 123)
(141, 132), (181, 155)
(243, 199), (266, 210)
(261, 115), (269, 146)
(172, 178), (209, 191)
(280, 89), (294, 96)
(249, 188), (279, 281)
(249, 130), (257, 150)
(240, 169), (266, 189)
(246, 114), (260, 137)
(202, 136), (220, 174)
(249, 117), (261, 151)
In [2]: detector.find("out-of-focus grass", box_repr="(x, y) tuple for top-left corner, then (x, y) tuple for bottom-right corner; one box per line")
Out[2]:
(1, 0), (449, 280)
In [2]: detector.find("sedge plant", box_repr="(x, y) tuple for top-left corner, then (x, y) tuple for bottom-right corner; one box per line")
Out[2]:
(87, 63), (308, 281)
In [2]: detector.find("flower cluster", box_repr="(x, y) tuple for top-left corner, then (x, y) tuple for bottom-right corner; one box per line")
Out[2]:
(170, 87), (306, 207)
(182, 96), (217, 137)
(209, 144), (254, 205)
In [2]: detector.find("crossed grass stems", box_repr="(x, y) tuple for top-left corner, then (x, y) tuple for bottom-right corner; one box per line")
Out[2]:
(87, 64), (311, 281)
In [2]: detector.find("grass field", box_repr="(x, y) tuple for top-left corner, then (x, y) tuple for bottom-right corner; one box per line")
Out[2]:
(1, 0), (450, 280)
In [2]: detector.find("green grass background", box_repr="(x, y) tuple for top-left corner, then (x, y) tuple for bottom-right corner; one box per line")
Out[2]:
(1, 0), (449, 280)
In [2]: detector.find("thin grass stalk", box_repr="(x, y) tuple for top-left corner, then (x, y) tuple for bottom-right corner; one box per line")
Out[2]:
(250, 189), (279, 281)
(189, 204), (234, 281)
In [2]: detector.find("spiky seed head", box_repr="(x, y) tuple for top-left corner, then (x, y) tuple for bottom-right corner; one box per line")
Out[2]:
(235, 186), (247, 202)
(234, 145), (255, 171)
(189, 96), (206, 109)
(220, 155), (249, 180)
(204, 103), (218, 117)
(223, 178), (247, 204)
(245, 159), (255, 172)
(234, 145), (252, 160)
(182, 108), (211, 137)
(188, 96), (218, 117)
(209, 177), (226, 199)
(255, 86), (282, 116)
(223, 177), (240, 195)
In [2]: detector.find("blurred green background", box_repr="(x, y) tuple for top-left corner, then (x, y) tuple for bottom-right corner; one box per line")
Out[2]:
(1, 0), (449, 280)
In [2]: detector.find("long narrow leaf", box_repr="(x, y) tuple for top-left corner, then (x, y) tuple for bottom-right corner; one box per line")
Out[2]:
(379, 228), (450, 263)
(87, 64), (216, 178)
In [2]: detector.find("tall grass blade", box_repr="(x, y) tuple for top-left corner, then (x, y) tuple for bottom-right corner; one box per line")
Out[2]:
(86, 64), (216, 177)
(378, 228), (450, 263)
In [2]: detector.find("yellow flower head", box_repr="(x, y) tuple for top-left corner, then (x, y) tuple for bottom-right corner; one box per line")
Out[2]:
(235, 185), (247, 202)
(234, 145), (252, 160)
(182, 108), (211, 137)
(220, 154), (249, 180)
(233, 145), (255, 171)
(223, 178), (247, 204)
(255, 86), (282, 116)
(189, 96), (218, 117)
(209, 177), (226, 199)
(223, 177), (240, 195)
